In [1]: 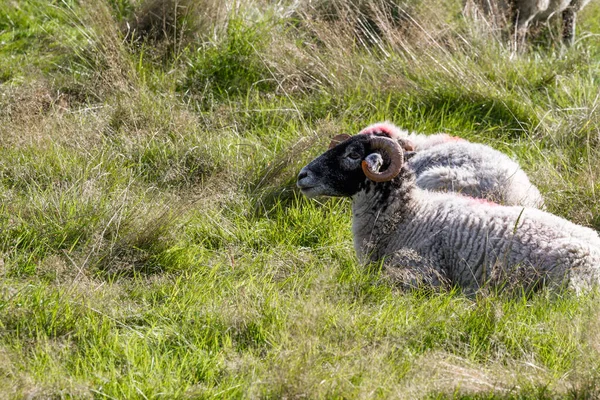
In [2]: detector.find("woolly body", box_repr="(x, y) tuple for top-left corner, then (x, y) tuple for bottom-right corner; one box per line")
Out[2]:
(352, 170), (600, 293)
(297, 134), (600, 292)
(359, 122), (545, 208)
(510, 0), (591, 23)
(472, 0), (592, 45)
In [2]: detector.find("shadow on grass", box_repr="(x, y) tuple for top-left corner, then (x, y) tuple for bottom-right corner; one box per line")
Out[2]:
(410, 89), (536, 138)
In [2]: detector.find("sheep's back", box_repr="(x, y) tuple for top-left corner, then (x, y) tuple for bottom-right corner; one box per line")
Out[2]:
(407, 142), (544, 208)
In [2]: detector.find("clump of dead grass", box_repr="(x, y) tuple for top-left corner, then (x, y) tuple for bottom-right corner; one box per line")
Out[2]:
(124, 0), (227, 55)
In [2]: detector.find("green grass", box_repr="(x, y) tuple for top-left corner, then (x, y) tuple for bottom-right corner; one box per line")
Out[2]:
(2, 0), (600, 398)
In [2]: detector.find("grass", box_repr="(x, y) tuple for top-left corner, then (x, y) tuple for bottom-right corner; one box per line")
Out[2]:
(2, 0), (600, 397)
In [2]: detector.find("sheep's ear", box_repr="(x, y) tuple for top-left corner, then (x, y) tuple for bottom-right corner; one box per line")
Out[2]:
(364, 153), (384, 172)
(404, 151), (416, 161)
(398, 138), (415, 151)
(329, 134), (352, 149)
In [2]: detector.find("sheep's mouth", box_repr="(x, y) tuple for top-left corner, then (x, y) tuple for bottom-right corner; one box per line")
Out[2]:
(298, 186), (318, 197)
(297, 183), (322, 198)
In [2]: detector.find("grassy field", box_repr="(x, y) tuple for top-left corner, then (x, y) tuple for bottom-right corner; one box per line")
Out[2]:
(2, 0), (600, 398)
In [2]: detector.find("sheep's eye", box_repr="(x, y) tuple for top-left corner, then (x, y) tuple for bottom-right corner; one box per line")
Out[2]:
(347, 152), (361, 160)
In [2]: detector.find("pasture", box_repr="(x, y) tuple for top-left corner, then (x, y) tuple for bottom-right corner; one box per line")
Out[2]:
(1, 0), (600, 397)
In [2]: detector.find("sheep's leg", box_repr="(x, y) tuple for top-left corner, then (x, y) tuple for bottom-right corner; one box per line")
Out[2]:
(513, 13), (534, 52)
(562, 7), (576, 46)
(383, 249), (448, 290)
(511, 0), (544, 52)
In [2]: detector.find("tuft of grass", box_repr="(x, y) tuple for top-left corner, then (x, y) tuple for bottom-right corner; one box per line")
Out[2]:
(181, 15), (277, 102)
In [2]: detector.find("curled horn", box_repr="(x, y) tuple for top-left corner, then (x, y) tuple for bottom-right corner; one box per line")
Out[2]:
(361, 136), (403, 182)
(329, 134), (352, 149)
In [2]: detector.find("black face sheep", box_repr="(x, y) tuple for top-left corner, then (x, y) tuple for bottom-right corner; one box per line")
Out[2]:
(347, 122), (544, 208)
(297, 133), (600, 293)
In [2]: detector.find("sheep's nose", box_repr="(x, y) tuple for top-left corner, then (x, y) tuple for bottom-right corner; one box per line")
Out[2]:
(297, 168), (313, 189)
(297, 170), (309, 181)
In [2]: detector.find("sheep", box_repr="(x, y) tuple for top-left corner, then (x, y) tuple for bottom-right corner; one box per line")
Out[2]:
(297, 132), (600, 293)
(344, 122), (545, 208)
(470, 0), (592, 46)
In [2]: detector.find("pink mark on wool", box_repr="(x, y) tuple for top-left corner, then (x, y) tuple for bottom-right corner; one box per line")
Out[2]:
(466, 196), (500, 207)
(358, 122), (403, 139)
(442, 134), (465, 142)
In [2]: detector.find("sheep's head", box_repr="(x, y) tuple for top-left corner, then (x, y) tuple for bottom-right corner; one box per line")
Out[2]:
(297, 133), (406, 198)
